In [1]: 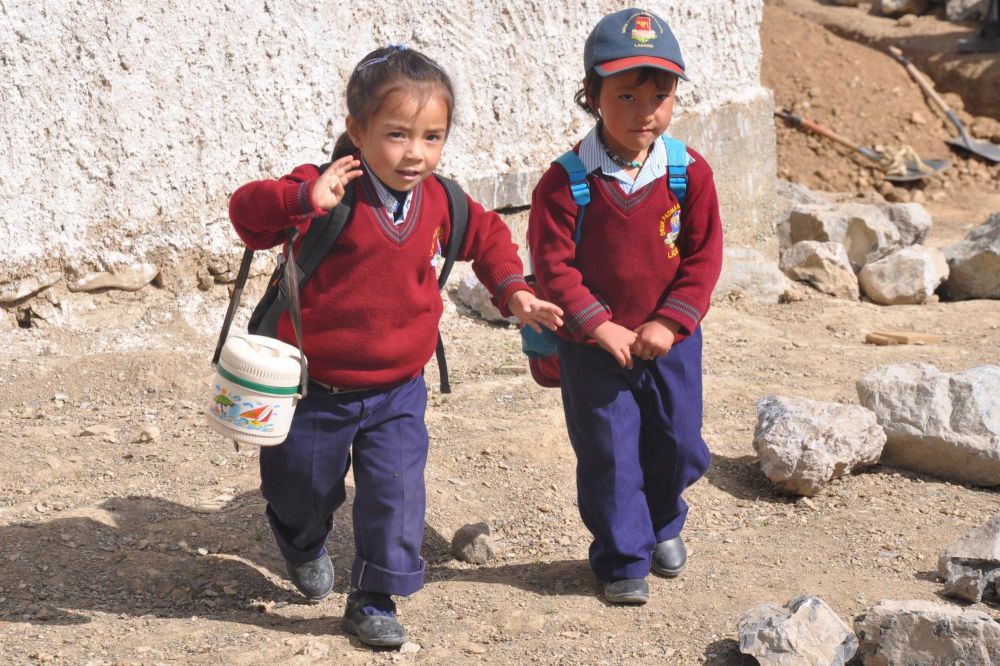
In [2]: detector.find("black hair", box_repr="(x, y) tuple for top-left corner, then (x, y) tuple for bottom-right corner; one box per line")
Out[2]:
(332, 46), (455, 160)
(574, 67), (678, 121)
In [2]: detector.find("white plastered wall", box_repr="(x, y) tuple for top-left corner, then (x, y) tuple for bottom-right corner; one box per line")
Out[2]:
(0, 0), (772, 285)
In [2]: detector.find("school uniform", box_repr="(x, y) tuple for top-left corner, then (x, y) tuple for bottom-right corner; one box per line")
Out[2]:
(528, 126), (723, 581)
(229, 158), (530, 595)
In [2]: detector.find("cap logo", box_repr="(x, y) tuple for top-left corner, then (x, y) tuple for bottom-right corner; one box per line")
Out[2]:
(626, 13), (660, 45)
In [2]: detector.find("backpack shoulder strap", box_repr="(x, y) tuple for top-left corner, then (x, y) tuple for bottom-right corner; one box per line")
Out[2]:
(552, 150), (590, 243)
(249, 171), (356, 338)
(432, 173), (468, 290)
(294, 169), (357, 281)
(430, 173), (471, 396)
(660, 136), (688, 205)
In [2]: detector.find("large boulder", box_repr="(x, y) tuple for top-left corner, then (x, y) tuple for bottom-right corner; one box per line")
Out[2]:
(854, 600), (1000, 665)
(753, 395), (886, 496)
(856, 363), (1000, 486)
(942, 212), (1000, 300)
(858, 245), (948, 305)
(738, 594), (858, 665)
(785, 203), (901, 269)
(780, 241), (859, 300)
(714, 248), (792, 304)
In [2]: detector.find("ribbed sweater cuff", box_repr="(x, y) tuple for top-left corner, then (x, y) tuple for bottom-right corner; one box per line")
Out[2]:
(656, 295), (702, 335)
(565, 299), (612, 341)
(282, 179), (323, 219)
(491, 273), (532, 317)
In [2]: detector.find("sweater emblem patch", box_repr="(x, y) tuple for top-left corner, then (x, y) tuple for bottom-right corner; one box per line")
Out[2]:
(658, 202), (682, 259)
(430, 225), (444, 268)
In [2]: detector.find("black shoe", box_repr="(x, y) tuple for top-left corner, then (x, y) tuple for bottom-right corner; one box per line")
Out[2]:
(651, 536), (687, 577)
(603, 578), (649, 604)
(341, 591), (408, 648)
(286, 553), (334, 600)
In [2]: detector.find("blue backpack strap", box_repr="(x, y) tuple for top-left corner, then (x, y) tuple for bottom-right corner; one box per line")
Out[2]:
(553, 150), (590, 244)
(661, 136), (688, 205)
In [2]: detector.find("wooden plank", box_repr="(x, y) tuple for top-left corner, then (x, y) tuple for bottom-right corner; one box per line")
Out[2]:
(866, 330), (944, 346)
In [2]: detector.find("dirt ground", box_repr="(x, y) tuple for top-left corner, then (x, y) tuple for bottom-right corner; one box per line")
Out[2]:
(2, 3), (999, 665)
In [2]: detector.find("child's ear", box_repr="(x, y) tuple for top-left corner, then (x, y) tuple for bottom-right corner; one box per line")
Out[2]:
(345, 116), (363, 146)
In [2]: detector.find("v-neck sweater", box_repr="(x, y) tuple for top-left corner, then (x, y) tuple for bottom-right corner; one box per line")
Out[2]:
(527, 145), (723, 342)
(229, 163), (531, 389)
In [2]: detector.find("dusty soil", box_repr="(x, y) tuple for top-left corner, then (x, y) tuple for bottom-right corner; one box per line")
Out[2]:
(2, 3), (1000, 665)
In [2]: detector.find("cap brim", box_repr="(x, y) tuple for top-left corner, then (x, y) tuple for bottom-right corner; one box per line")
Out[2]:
(594, 56), (688, 80)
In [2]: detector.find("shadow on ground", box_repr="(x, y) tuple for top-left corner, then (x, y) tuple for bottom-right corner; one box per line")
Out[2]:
(0, 490), (454, 636)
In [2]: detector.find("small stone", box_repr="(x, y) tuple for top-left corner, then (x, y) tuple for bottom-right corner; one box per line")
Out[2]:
(136, 426), (161, 443)
(399, 642), (421, 654)
(451, 522), (497, 565)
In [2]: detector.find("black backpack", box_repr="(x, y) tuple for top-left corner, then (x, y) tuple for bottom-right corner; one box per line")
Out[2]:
(212, 169), (470, 394)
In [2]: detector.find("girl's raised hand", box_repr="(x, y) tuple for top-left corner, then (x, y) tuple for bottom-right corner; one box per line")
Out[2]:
(312, 156), (363, 210)
(507, 291), (564, 333)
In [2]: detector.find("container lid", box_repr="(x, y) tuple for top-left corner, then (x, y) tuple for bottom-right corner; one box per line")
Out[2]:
(218, 334), (302, 390)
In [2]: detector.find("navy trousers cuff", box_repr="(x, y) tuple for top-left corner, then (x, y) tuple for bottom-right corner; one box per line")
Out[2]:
(350, 555), (425, 597)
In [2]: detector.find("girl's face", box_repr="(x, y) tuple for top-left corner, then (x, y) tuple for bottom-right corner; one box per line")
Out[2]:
(592, 70), (677, 161)
(346, 87), (449, 192)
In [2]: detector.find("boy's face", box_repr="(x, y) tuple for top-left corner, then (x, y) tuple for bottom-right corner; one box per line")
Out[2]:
(593, 69), (677, 161)
(346, 88), (449, 192)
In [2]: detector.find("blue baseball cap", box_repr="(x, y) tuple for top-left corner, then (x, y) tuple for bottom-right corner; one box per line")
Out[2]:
(584, 8), (687, 80)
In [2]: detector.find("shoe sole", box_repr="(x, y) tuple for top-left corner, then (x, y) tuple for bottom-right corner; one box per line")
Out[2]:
(341, 618), (407, 648)
(604, 593), (649, 604)
(651, 562), (685, 578)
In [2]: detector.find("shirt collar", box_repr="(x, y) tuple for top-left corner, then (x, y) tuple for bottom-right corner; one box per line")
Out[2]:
(361, 157), (412, 220)
(578, 124), (668, 184)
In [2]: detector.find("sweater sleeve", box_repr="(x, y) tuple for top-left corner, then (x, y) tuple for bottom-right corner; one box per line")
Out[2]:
(456, 194), (533, 316)
(654, 149), (724, 334)
(228, 163), (327, 250)
(527, 165), (612, 341)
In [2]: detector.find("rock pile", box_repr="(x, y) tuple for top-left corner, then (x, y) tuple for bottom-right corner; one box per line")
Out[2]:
(778, 199), (949, 304)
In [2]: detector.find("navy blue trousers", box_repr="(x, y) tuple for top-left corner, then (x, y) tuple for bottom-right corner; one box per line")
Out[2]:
(259, 375), (428, 597)
(557, 327), (710, 581)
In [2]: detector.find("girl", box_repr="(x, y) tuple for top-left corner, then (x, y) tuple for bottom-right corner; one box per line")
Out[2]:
(527, 9), (723, 605)
(229, 45), (562, 647)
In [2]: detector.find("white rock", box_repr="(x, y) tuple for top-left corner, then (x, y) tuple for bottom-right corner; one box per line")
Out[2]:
(780, 241), (860, 300)
(858, 245), (949, 305)
(942, 212), (1000, 300)
(714, 248), (792, 304)
(857, 363), (1000, 486)
(452, 273), (516, 324)
(854, 600), (1000, 665)
(68, 263), (160, 293)
(947, 0), (989, 22)
(785, 203), (901, 269)
(938, 515), (1000, 603)
(738, 594), (858, 665)
(0, 273), (61, 304)
(878, 202), (932, 247)
(874, 0), (932, 17)
(753, 395), (886, 496)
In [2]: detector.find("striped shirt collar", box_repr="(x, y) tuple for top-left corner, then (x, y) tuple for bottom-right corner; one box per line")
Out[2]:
(362, 157), (412, 225)
(578, 124), (692, 194)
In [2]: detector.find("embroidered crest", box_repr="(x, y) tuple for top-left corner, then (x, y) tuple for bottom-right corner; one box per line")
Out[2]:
(658, 203), (682, 259)
(430, 225), (444, 268)
(631, 15), (657, 43)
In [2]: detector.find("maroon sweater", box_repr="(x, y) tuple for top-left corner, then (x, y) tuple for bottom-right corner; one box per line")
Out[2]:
(527, 147), (723, 343)
(229, 162), (531, 389)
